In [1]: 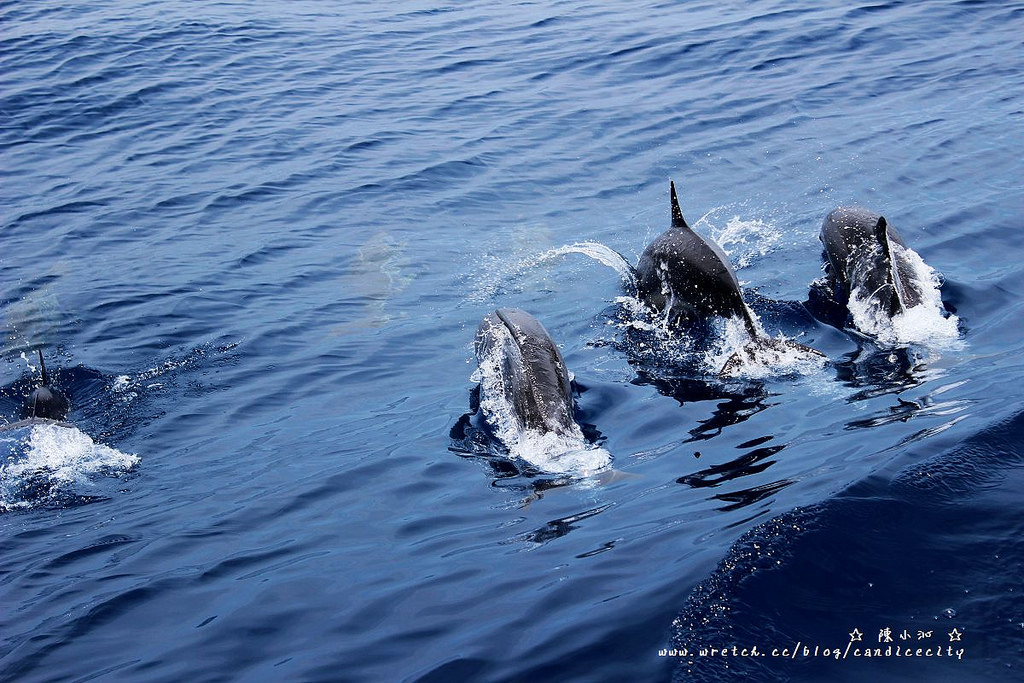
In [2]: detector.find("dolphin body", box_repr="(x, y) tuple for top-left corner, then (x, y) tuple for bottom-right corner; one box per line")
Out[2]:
(819, 206), (923, 319)
(474, 308), (577, 438)
(633, 182), (823, 373)
(636, 181), (761, 337)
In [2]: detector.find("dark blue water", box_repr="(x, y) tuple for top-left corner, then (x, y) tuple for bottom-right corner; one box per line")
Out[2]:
(2, 1), (1021, 681)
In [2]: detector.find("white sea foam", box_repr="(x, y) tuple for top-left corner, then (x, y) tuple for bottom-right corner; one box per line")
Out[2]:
(18, 351), (41, 376)
(110, 374), (133, 392)
(612, 295), (824, 379)
(1, 422), (139, 511)
(107, 342), (238, 403)
(611, 295), (698, 365)
(504, 429), (611, 477)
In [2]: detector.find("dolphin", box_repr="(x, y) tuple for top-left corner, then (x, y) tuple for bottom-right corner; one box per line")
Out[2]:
(474, 308), (577, 438)
(633, 181), (823, 372)
(819, 206), (923, 319)
(1, 350), (71, 432)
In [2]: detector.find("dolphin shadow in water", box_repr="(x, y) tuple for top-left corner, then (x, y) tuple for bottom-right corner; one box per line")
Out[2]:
(626, 181), (824, 375)
(628, 366), (796, 512)
(629, 368), (773, 442)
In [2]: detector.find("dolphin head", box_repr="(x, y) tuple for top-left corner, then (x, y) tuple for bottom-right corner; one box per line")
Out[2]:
(475, 308), (576, 436)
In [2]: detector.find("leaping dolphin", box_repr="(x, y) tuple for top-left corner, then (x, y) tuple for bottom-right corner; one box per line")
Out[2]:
(818, 206), (924, 320)
(470, 308), (614, 476)
(633, 181), (823, 373)
(474, 308), (576, 438)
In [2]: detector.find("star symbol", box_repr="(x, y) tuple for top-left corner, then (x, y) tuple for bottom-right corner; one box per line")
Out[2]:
(949, 628), (963, 642)
(849, 628), (863, 642)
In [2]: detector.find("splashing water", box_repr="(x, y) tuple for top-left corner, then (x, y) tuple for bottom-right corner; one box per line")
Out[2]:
(17, 351), (40, 377)
(611, 295), (699, 365)
(847, 243), (961, 347)
(705, 316), (828, 380)
(536, 242), (637, 287)
(709, 215), (783, 270)
(612, 294), (825, 379)
(1, 422), (139, 512)
(472, 325), (611, 477)
(107, 341), (240, 403)
(467, 240), (636, 305)
(468, 234), (825, 379)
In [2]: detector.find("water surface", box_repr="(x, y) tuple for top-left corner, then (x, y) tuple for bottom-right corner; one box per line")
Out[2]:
(2, 1), (1022, 681)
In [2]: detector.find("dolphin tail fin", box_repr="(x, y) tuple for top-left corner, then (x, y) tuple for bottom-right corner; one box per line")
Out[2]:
(739, 306), (760, 339)
(720, 336), (826, 376)
(669, 180), (689, 229)
(37, 349), (49, 386)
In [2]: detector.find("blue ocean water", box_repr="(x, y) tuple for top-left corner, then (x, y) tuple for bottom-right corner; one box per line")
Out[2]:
(1, 0), (1021, 681)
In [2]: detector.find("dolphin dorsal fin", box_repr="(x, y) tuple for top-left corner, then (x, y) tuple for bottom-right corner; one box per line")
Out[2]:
(873, 215), (907, 314)
(37, 349), (49, 386)
(670, 181), (689, 229)
(873, 216), (889, 245)
(872, 218), (897, 266)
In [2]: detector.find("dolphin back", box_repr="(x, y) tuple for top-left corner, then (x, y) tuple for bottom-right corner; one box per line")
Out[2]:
(22, 386), (70, 421)
(21, 350), (70, 421)
(635, 182), (756, 335)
